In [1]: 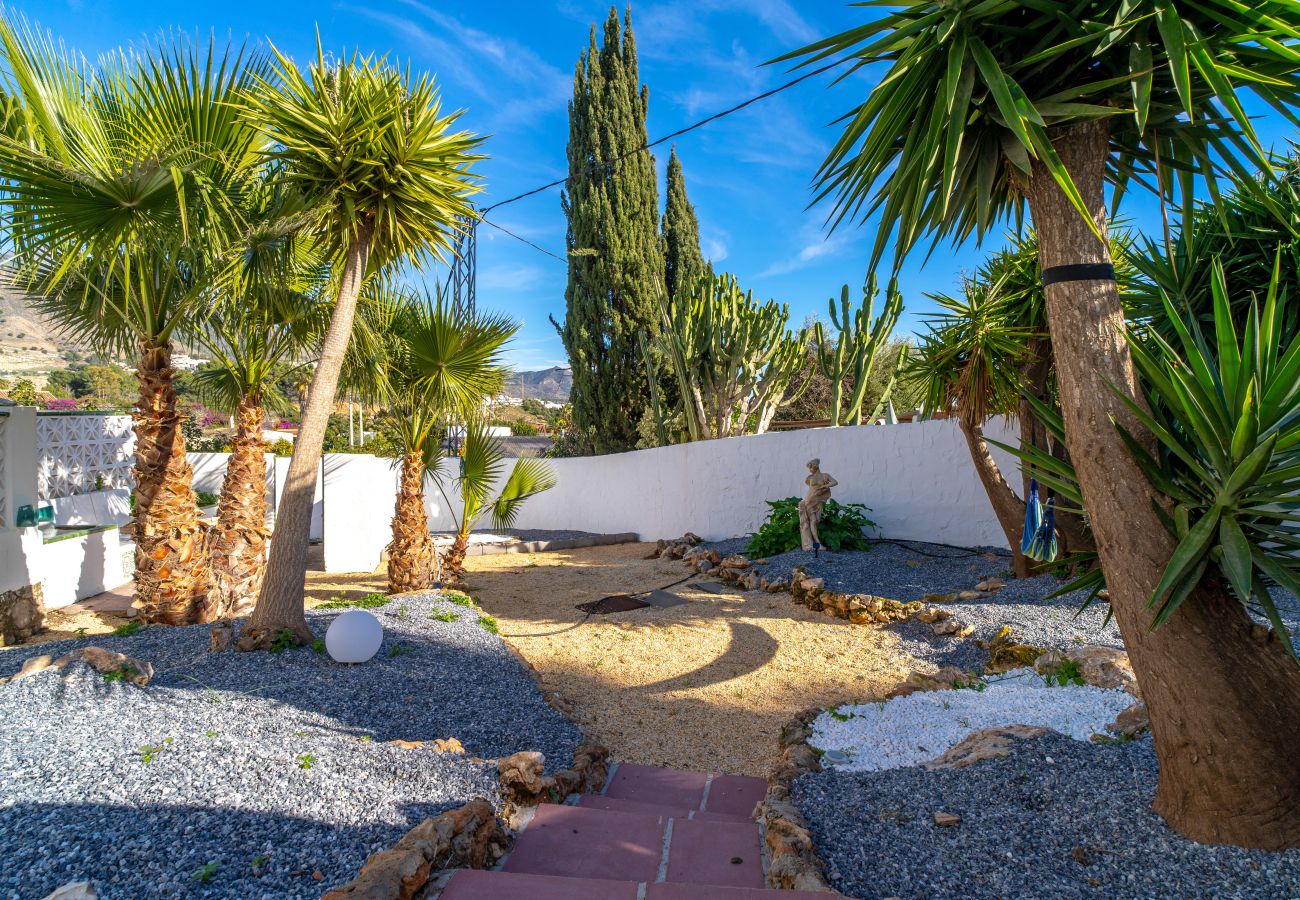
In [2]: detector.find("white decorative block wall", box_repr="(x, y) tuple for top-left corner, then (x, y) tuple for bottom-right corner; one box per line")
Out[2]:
(0, 413), (8, 527)
(36, 414), (136, 501)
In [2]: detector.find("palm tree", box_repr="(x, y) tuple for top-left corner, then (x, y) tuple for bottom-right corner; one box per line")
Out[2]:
(369, 290), (516, 594)
(189, 183), (328, 619)
(241, 45), (485, 646)
(0, 19), (266, 624)
(432, 420), (557, 582)
(784, 1), (1300, 846)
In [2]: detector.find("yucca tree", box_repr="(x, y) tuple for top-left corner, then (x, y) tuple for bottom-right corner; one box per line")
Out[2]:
(786, 1), (1300, 846)
(911, 265), (1040, 576)
(432, 419), (557, 581)
(189, 183), (328, 619)
(241, 44), (485, 646)
(0, 18), (266, 624)
(369, 290), (516, 594)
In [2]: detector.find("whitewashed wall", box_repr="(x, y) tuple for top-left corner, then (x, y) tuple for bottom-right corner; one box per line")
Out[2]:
(313, 419), (1022, 574)
(187, 453), (323, 541)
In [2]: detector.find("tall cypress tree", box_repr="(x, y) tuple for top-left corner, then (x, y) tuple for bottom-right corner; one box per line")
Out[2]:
(661, 146), (707, 302)
(556, 6), (662, 454)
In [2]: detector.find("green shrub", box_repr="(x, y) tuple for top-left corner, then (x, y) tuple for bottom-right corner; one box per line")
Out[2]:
(746, 497), (877, 556)
(270, 438), (294, 456)
(195, 490), (219, 508)
(316, 592), (389, 610)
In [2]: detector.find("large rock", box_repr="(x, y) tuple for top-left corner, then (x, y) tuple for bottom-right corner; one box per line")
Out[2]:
(1034, 645), (1140, 697)
(41, 884), (96, 900)
(923, 725), (1050, 770)
(982, 626), (1045, 673)
(0, 583), (45, 646)
(3, 647), (153, 687)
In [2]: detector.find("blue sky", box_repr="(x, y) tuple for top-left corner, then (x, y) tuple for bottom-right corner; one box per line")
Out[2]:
(25, 1), (1299, 370)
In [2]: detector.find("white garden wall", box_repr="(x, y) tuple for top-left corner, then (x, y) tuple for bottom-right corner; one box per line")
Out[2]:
(311, 419), (1022, 574)
(187, 452), (323, 541)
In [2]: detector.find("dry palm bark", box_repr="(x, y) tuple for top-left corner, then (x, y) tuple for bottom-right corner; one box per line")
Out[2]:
(386, 450), (435, 594)
(131, 342), (212, 625)
(1027, 120), (1300, 848)
(206, 400), (270, 619)
(440, 535), (470, 584)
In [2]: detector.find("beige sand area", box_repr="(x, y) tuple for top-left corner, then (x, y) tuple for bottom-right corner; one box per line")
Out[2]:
(457, 541), (914, 778)
(7, 542), (915, 778)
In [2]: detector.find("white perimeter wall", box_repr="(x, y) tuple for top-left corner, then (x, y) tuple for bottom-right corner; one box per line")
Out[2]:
(188, 453), (323, 541)
(309, 418), (1022, 574)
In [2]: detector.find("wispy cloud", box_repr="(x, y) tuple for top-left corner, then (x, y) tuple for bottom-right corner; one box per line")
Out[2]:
(759, 225), (851, 277)
(702, 228), (730, 264)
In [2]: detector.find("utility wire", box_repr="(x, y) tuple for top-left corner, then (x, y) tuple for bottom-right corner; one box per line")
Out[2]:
(480, 56), (851, 220)
(478, 216), (566, 262)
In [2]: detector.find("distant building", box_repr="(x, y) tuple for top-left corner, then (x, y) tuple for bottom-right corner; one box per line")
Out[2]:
(171, 354), (209, 372)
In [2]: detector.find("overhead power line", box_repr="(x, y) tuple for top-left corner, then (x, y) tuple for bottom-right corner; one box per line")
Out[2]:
(472, 57), (852, 263)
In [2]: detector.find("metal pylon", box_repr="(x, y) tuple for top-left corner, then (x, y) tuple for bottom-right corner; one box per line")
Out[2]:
(444, 213), (478, 315)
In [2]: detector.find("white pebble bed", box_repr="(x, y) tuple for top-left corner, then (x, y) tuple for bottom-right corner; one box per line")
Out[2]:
(810, 668), (1134, 772)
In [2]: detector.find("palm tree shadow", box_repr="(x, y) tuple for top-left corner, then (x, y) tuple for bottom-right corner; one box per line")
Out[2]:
(629, 621), (778, 694)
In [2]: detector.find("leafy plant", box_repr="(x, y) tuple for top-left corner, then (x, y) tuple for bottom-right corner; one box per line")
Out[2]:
(477, 614), (500, 635)
(1116, 259), (1300, 656)
(317, 592), (389, 610)
(113, 621), (145, 637)
(139, 738), (173, 763)
(191, 862), (220, 884)
(295, 753), (316, 769)
(268, 628), (300, 653)
(389, 643), (415, 658)
(204, 730), (217, 738)
(311, 638), (325, 654)
(195, 490), (219, 508)
(101, 665), (137, 684)
(1041, 658), (1086, 687)
(250, 854), (270, 871)
(444, 592), (474, 607)
(746, 497), (878, 556)
(431, 610), (459, 623)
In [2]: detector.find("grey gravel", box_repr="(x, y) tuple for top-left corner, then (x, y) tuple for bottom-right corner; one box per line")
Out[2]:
(707, 538), (1300, 671)
(794, 731), (1300, 900)
(0, 593), (582, 900)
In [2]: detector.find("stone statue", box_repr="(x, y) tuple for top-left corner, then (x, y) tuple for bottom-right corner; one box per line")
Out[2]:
(798, 458), (838, 551)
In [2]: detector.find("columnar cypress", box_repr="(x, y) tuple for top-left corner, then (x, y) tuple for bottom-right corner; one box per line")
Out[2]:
(662, 146), (706, 302)
(556, 6), (662, 454)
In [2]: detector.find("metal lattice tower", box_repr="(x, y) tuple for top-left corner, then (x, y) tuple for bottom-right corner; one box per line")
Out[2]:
(444, 213), (478, 315)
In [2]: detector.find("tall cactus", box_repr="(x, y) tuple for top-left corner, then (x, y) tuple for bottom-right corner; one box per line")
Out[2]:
(814, 275), (904, 425)
(654, 272), (808, 440)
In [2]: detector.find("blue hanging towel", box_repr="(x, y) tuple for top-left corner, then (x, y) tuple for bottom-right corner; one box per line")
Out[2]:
(1027, 496), (1060, 562)
(1021, 478), (1043, 556)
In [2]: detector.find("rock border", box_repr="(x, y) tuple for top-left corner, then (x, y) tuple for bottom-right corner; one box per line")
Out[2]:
(754, 708), (839, 894)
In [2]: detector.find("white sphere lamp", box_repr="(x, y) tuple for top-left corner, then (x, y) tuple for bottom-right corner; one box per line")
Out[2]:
(325, 609), (384, 663)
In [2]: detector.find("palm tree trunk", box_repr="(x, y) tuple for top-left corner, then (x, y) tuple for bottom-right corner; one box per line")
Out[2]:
(441, 532), (470, 584)
(386, 450), (435, 594)
(243, 222), (373, 648)
(958, 417), (1030, 578)
(206, 398), (269, 620)
(1026, 119), (1300, 849)
(132, 341), (212, 624)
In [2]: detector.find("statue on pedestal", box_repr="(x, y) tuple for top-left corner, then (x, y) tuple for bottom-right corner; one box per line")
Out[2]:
(798, 458), (837, 551)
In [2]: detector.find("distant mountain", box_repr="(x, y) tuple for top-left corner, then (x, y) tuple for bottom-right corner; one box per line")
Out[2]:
(0, 282), (93, 376)
(505, 367), (572, 403)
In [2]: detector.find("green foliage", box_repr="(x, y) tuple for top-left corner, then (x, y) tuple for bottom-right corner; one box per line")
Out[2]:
(430, 420), (557, 540)
(1040, 658), (1086, 687)
(317, 592), (388, 610)
(138, 737), (173, 763)
(662, 147), (708, 308)
(388, 643), (415, 658)
(815, 276), (905, 426)
(1117, 259), (1300, 656)
(191, 862), (220, 884)
(311, 638), (325, 653)
(6, 377), (38, 406)
(430, 610), (459, 622)
(113, 621), (145, 637)
(746, 497), (878, 556)
(781, 2), (1300, 267)
(477, 613), (500, 635)
(443, 592), (474, 607)
(649, 272), (808, 441)
(295, 753), (316, 769)
(195, 491), (219, 508)
(100, 665), (137, 683)
(270, 438), (294, 456)
(556, 8), (663, 454)
(47, 363), (137, 410)
(268, 628), (300, 653)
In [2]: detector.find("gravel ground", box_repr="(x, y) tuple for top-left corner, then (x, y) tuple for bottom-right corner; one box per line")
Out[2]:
(705, 538), (1300, 671)
(809, 668), (1133, 771)
(794, 731), (1300, 900)
(0, 593), (582, 900)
